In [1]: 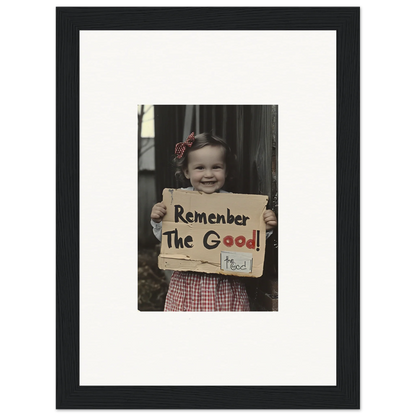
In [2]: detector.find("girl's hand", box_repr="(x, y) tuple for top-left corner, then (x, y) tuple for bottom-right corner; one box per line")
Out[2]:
(151, 202), (167, 223)
(264, 209), (277, 231)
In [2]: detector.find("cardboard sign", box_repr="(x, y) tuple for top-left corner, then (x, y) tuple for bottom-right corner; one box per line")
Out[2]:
(158, 189), (268, 278)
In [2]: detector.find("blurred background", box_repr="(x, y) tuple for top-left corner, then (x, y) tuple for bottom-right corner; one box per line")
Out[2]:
(138, 105), (278, 311)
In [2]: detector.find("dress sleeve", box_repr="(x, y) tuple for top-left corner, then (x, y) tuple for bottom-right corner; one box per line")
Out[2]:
(150, 219), (162, 241)
(266, 230), (273, 239)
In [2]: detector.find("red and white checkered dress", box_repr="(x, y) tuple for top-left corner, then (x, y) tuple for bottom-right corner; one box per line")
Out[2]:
(164, 271), (250, 312)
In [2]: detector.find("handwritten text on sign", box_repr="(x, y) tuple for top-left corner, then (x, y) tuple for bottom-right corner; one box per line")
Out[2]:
(158, 189), (268, 277)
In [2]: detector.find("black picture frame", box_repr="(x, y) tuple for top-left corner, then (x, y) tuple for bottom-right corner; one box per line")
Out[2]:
(56, 7), (359, 409)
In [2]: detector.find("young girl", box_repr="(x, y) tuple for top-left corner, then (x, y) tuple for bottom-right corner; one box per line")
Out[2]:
(150, 132), (277, 311)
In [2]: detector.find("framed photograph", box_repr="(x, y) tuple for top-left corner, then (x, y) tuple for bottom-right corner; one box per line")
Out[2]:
(139, 104), (279, 311)
(57, 7), (359, 409)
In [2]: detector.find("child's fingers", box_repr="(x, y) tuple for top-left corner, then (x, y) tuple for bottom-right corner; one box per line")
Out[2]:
(264, 210), (276, 221)
(151, 199), (166, 221)
(151, 202), (167, 222)
(264, 210), (277, 229)
(151, 211), (162, 219)
(151, 208), (165, 217)
(155, 205), (167, 215)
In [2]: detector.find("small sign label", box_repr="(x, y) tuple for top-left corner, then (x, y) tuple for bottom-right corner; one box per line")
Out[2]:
(220, 251), (253, 274)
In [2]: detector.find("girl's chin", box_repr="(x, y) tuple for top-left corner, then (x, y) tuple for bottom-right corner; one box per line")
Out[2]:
(196, 186), (217, 193)
(199, 189), (216, 193)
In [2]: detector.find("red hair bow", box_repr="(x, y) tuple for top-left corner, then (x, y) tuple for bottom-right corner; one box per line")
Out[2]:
(175, 132), (195, 158)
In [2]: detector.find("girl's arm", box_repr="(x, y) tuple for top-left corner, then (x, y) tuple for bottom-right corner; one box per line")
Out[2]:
(150, 219), (163, 241)
(150, 202), (167, 241)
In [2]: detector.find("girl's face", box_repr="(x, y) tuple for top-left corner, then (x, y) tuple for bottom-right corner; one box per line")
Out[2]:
(184, 145), (227, 194)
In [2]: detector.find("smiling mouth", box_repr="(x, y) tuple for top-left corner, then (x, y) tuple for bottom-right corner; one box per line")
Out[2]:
(202, 181), (216, 185)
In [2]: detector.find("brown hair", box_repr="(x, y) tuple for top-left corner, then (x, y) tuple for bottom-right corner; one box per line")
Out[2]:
(174, 132), (236, 191)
